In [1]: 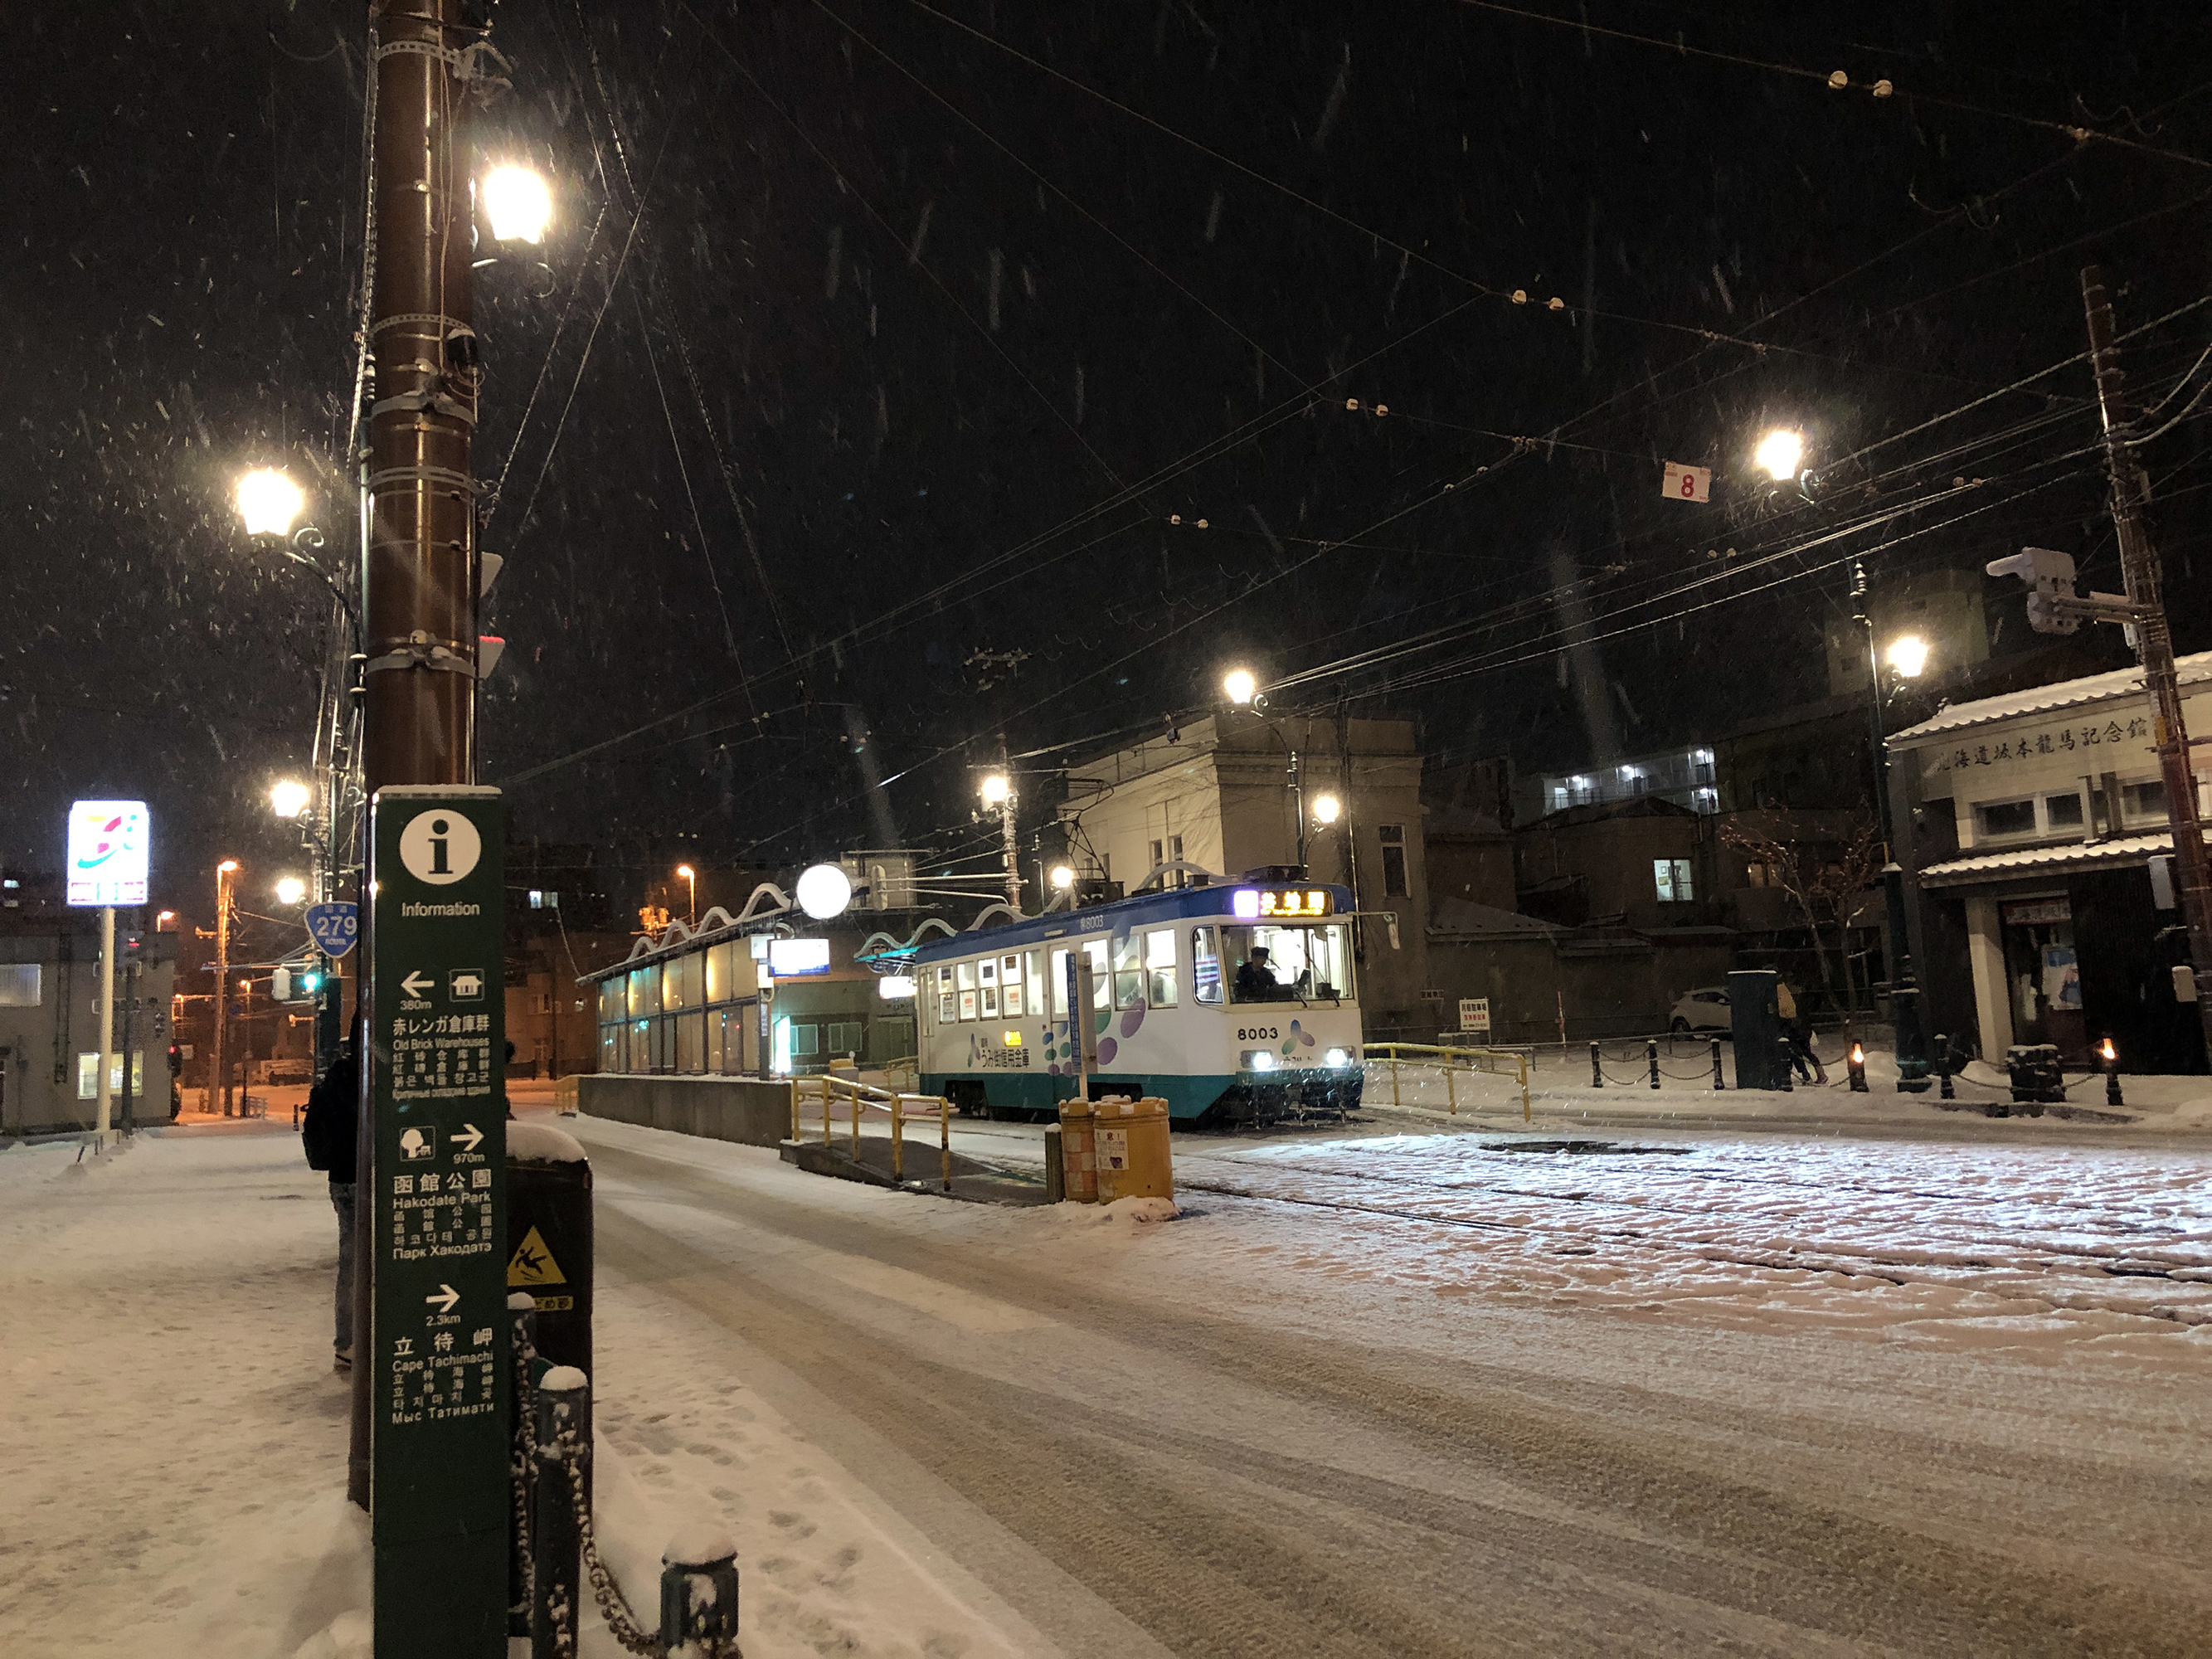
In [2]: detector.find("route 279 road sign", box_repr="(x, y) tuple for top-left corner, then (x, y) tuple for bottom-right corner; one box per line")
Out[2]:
(304, 900), (360, 959)
(369, 786), (507, 1657)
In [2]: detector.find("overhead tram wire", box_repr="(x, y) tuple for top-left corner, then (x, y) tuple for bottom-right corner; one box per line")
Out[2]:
(894, 0), (1939, 370)
(1265, 310), (2212, 701)
(561, 1), (800, 670)
(1449, 0), (2212, 173)
(678, 9), (1132, 498)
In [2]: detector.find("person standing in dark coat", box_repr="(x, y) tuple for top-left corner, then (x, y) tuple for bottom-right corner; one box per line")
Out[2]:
(301, 1043), (360, 1371)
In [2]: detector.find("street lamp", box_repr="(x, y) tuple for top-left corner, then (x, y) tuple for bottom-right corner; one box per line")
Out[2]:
(1852, 558), (1930, 1092)
(1755, 428), (1804, 481)
(212, 859), (239, 1116)
(236, 468), (306, 536)
(676, 864), (697, 927)
(978, 773), (1012, 806)
(275, 877), (308, 907)
(1311, 793), (1342, 826)
(1050, 864), (1075, 890)
(270, 779), (312, 820)
(1222, 668), (1259, 708)
(482, 164), (553, 245)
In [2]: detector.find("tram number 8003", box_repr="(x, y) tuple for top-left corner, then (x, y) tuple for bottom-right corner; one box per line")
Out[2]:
(1237, 1027), (1281, 1042)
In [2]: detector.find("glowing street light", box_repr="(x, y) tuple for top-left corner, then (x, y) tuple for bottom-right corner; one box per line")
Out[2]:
(275, 877), (308, 907)
(795, 862), (852, 921)
(978, 774), (1012, 806)
(1049, 864), (1075, 891)
(1311, 793), (1342, 826)
(1885, 634), (1930, 679)
(1754, 428), (1804, 482)
(236, 469), (306, 538)
(270, 779), (312, 819)
(1222, 667), (1258, 706)
(676, 864), (697, 925)
(482, 164), (553, 245)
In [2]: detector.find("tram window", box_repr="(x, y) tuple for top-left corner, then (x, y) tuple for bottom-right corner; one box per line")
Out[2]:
(978, 956), (998, 987)
(1002, 954), (1021, 985)
(1050, 949), (1070, 1016)
(1191, 927), (1223, 1005)
(1145, 929), (1179, 1008)
(959, 989), (978, 1021)
(937, 966), (956, 1024)
(1223, 923), (1352, 1003)
(1111, 932), (1145, 1009)
(981, 984), (1001, 1019)
(1083, 938), (1111, 1010)
(1024, 950), (1046, 1016)
(956, 961), (976, 991)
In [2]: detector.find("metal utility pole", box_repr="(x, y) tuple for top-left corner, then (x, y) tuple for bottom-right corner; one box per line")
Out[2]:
(1852, 559), (1929, 1090)
(349, 0), (490, 1517)
(2081, 265), (2212, 1063)
(212, 864), (234, 1115)
(95, 905), (116, 1136)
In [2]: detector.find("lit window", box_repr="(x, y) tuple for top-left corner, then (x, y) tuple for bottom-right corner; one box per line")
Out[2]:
(527, 890), (559, 909)
(1654, 859), (1695, 902)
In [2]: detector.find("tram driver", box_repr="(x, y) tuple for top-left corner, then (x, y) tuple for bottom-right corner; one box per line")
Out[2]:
(1233, 946), (1286, 1001)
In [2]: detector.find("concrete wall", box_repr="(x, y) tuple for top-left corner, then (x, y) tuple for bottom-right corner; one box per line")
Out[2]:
(1424, 934), (1738, 1045)
(578, 1073), (795, 1147)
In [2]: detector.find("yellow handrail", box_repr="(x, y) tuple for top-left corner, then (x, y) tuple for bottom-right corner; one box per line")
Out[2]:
(1365, 1042), (1532, 1123)
(790, 1072), (955, 1192)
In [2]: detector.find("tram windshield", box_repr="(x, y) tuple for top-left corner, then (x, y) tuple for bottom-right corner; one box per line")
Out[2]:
(1219, 922), (1353, 1005)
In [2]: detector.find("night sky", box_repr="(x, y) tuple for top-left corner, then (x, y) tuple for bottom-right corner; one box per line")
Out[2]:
(8, 1), (2211, 917)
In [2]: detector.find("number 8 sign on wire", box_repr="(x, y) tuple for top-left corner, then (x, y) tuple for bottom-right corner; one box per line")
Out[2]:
(1661, 460), (1711, 503)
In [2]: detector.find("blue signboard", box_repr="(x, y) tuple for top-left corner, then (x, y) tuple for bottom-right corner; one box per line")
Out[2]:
(305, 900), (361, 959)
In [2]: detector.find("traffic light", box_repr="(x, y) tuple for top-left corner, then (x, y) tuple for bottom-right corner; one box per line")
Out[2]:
(1986, 547), (2080, 635)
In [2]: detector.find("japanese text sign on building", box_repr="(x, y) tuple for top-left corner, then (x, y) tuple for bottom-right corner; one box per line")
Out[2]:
(66, 800), (150, 907)
(1927, 715), (2153, 782)
(1459, 998), (1492, 1036)
(368, 786), (507, 1656)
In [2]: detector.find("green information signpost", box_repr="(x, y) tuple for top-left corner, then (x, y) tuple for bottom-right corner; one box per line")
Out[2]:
(369, 786), (508, 1653)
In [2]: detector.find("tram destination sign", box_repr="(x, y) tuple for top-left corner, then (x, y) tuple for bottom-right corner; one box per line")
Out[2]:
(1232, 886), (1336, 919)
(369, 786), (508, 1657)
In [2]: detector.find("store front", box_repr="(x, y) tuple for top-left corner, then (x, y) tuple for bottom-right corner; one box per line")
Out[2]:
(1891, 651), (2212, 1074)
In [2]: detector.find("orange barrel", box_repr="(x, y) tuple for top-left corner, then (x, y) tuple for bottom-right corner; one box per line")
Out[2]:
(1057, 1097), (1097, 1203)
(1092, 1096), (1174, 1203)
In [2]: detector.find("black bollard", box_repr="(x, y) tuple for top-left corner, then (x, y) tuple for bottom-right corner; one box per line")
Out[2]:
(1710, 1038), (1724, 1090)
(1647, 1039), (1660, 1090)
(661, 1530), (742, 1657)
(508, 1293), (539, 1638)
(1776, 1034), (1794, 1092)
(1590, 1041), (1604, 1087)
(2103, 1037), (2124, 1107)
(508, 1125), (594, 1506)
(1847, 1042), (1869, 1092)
(1935, 1032), (1955, 1100)
(532, 1367), (588, 1659)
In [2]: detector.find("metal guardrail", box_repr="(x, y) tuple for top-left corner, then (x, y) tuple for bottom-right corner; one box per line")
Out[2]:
(790, 1071), (953, 1191)
(1365, 1042), (1533, 1123)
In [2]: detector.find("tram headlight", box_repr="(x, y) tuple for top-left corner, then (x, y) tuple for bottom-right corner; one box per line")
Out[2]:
(1242, 1049), (1276, 1073)
(1324, 1048), (1349, 1068)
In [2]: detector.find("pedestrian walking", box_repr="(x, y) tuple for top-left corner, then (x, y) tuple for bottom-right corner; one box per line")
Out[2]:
(1776, 981), (1827, 1084)
(301, 1042), (360, 1371)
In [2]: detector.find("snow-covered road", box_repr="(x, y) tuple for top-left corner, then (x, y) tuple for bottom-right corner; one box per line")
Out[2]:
(3, 1117), (2209, 1656)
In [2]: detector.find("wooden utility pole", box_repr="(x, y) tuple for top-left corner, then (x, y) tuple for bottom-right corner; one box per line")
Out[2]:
(348, 0), (488, 1513)
(2080, 265), (2212, 1063)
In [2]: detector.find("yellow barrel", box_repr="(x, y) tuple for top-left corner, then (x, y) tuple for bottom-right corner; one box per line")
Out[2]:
(1057, 1097), (1097, 1204)
(1091, 1096), (1173, 1203)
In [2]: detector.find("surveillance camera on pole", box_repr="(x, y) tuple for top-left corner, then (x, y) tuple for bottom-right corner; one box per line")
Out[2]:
(1986, 546), (2142, 641)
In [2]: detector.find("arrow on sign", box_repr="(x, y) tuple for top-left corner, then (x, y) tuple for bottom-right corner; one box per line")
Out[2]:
(401, 971), (434, 998)
(450, 1123), (484, 1154)
(425, 1283), (461, 1315)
